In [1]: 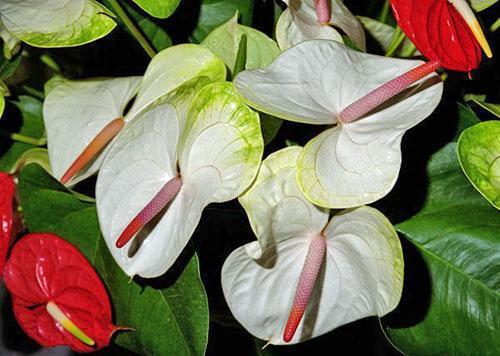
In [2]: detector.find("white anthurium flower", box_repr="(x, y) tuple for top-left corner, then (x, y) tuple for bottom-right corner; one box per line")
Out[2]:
(234, 40), (443, 208)
(222, 146), (404, 345)
(43, 44), (226, 186)
(0, 0), (116, 48)
(276, 0), (365, 51)
(96, 82), (264, 278)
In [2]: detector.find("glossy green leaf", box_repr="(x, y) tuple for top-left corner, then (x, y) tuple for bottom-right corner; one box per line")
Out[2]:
(17, 164), (209, 356)
(130, 0), (180, 19)
(202, 12), (280, 75)
(458, 121), (500, 209)
(470, 0), (498, 11)
(0, 96), (45, 172)
(0, 0), (116, 48)
(124, 2), (172, 51)
(388, 143), (500, 354)
(358, 16), (417, 57)
(191, 0), (254, 43)
(464, 94), (500, 118)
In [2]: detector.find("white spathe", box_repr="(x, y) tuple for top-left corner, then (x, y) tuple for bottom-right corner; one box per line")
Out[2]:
(43, 44), (226, 186)
(234, 40), (443, 207)
(222, 147), (404, 344)
(276, 0), (365, 50)
(96, 82), (263, 278)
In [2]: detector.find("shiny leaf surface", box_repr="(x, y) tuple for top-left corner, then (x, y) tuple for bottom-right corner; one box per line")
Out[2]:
(388, 143), (500, 354)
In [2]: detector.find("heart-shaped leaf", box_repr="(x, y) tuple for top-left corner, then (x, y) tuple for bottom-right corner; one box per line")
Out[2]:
(458, 120), (500, 209)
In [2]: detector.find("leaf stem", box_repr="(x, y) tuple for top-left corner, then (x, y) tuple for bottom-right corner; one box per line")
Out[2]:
(22, 85), (45, 100)
(385, 26), (405, 57)
(377, 0), (391, 23)
(10, 133), (47, 146)
(107, 0), (156, 58)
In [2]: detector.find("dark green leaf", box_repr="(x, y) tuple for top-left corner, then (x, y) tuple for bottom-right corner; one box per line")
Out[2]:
(18, 164), (209, 355)
(233, 34), (247, 78)
(125, 2), (172, 51)
(0, 96), (45, 171)
(388, 143), (500, 355)
(191, 0), (254, 43)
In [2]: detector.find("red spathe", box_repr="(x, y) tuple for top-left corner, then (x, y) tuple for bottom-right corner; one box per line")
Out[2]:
(391, 0), (482, 72)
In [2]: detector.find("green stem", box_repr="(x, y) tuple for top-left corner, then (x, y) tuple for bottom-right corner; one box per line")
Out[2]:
(22, 85), (45, 100)
(107, 0), (156, 58)
(385, 26), (405, 57)
(10, 133), (47, 146)
(378, 0), (391, 23)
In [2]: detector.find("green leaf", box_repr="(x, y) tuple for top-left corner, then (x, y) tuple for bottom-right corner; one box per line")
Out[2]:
(126, 3), (172, 51)
(458, 121), (500, 209)
(388, 143), (500, 354)
(191, 0), (254, 43)
(0, 49), (21, 80)
(454, 102), (481, 140)
(201, 12), (280, 75)
(17, 164), (210, 355)
(358, 16), (416, 57)
(464, 94), (500, 118)
(130, 0), (180, 19)
(260, 113), (282, 146)
(470, 0), (498, 11)
(0, 96), (45, 172)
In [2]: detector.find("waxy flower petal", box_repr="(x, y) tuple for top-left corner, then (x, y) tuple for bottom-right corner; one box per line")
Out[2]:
(0, 0), (116, 48)
(43, 44), (226, 186)
(44, 76), (142, 185)
(235, 40), (443, 207)
(97, 82), (263, 278)
(3, 233), (119, 353)
(0, 172), (14, 276)
(276, 0), (365, 51)
(223, 148), (403, 344)
(391, 0), (491, 72)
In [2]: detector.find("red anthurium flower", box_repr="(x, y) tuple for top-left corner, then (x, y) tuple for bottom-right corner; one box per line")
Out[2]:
(3, 233), (122, 353)
(391, 0), (492, 72)
(0, 172), (14, 277)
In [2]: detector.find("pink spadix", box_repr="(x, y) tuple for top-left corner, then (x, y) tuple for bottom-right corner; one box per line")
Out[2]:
(60, 118), (124, 185)
(314, 0), (331, 24)
(337, 60), (441, 124)
(283, 233), (326, 343)
(115, 176), (182, 248)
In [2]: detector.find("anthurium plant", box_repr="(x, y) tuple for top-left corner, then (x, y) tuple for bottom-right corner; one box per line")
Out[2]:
(0, 0), (497, 355)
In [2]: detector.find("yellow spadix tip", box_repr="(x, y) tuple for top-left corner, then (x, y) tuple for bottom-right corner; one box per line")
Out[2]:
(46, 301), (95, 347)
